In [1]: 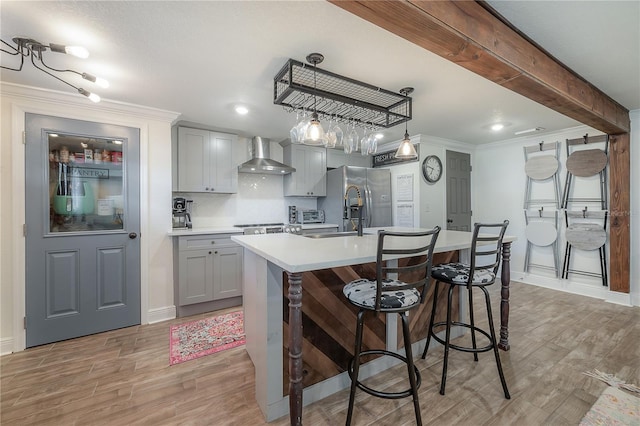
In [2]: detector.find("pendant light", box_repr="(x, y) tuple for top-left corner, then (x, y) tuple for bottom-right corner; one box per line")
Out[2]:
(394, 87), (417, 159)
(302, 53), (327, 146)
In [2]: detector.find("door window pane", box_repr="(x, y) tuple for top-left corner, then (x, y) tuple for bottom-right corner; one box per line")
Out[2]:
(48, 133), (125, 233)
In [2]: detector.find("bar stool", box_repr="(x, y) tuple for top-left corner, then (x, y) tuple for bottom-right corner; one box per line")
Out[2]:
(343, 227), (440, 426)
(421, 221), (510, 399)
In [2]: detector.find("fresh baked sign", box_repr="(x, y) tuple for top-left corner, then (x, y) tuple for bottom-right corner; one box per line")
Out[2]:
(372, 144), (420, 167)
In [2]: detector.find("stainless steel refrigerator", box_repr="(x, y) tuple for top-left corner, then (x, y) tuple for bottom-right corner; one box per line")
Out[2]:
(319, 166), (392, 232)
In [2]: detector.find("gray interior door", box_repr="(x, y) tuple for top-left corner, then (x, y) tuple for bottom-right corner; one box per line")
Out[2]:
(446, 150), (472, 231)
(25, 114), (141, 348)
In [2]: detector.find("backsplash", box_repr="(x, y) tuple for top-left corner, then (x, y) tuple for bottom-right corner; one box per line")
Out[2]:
(176, 173), (317, 227)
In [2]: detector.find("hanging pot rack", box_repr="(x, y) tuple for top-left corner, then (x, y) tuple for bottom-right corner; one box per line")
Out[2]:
(273, 56), (412, 129)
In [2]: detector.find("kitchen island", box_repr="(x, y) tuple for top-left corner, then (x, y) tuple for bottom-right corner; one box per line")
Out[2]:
(232, 228), (515, 424)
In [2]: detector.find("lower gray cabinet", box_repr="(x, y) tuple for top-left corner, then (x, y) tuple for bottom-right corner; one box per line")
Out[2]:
(174, 234), (243, 316)
(212, 245), (243, 300)
(178, 248), (214, 305)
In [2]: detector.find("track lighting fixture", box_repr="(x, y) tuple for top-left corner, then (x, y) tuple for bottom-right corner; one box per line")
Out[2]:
(1, 36), (108, 102)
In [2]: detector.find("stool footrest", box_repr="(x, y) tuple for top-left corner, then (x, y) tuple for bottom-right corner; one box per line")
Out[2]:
(431, 321), (494, 353)
(348, 349), (421, 399)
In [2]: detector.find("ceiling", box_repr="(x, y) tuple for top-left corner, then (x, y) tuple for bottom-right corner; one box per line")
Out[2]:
(1, 1), (638, 146)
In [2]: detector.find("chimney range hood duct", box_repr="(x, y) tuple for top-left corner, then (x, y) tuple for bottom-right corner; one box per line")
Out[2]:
(238, 137), (296, 175)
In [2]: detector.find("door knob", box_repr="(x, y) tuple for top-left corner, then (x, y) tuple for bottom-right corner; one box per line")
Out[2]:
(128, 232), (138, 239)
(446, 219), (453, 223)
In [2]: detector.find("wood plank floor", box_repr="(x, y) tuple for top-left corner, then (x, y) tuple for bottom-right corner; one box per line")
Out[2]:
(2, 282), (639, 425)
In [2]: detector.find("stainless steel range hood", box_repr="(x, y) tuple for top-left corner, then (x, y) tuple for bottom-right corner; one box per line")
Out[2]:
(238, 137), (295, 175)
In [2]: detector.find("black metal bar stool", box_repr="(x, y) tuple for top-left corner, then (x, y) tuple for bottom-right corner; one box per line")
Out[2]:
(343, 227), (440, 426)
(421, 221), (510, 399)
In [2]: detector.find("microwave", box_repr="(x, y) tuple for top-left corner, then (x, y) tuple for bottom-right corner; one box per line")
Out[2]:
(297, 209), (325, 224)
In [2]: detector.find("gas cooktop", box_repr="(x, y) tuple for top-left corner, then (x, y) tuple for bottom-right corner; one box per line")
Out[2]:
(236, 223), (302, 235)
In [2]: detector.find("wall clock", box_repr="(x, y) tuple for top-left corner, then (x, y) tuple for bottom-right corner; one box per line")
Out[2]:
(422, 155), (442, 183)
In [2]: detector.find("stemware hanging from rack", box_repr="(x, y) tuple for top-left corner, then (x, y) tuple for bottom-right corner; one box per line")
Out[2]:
(360, 128), (370, 155)
(326, 113), (344, 148)
(290, 108), (301, 144)
(345, 120), (359, 154)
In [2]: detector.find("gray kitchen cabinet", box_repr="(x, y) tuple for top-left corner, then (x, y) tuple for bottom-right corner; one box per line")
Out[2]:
(178, 248), (214, 305)
(174, 234), (243, 316)
(282, 142), (326, 197)
(174, 126), (237, 193)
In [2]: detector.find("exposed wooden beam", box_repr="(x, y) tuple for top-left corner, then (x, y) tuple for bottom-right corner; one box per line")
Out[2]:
(328, 0), (630, 135)
(608, 133), (630, 293)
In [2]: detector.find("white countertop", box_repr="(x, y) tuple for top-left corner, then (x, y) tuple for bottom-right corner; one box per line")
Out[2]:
(168, 227), (243, 236)
(232, 227), (516, 273)
(168, 223), (339, 237)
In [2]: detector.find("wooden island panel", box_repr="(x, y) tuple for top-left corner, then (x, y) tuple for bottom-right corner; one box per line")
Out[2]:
(282, 251), (459, 394)
(397, 250), (459, 348)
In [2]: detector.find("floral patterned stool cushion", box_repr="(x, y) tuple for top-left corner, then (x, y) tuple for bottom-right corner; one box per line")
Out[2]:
(432, 262), (496, 285)
(343, 278), (421, 310)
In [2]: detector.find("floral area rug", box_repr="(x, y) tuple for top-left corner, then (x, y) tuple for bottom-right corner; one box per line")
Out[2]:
(580, 370), (640, 425)
(169, 310), (245, 365)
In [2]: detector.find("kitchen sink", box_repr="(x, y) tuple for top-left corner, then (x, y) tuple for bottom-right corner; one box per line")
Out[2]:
(303, 231), (360, 239)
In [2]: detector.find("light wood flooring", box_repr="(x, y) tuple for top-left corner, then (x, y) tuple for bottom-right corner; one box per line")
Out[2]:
(2, 281), (639, 425)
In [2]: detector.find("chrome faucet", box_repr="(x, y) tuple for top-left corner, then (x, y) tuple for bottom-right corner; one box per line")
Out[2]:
(344, 185), (364, 236)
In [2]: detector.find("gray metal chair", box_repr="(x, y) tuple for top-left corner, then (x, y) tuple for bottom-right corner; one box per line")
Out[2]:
(343, 227), (440, 426)
(421, 221), (510, 399)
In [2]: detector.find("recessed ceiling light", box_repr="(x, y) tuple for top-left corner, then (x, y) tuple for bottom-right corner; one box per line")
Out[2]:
(491, 123), (504, 131)
(235, 105), (249, 115)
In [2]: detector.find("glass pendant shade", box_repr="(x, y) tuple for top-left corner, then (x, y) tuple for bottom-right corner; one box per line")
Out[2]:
(394, 132), (417, 159)
(302, 113), (327, 146)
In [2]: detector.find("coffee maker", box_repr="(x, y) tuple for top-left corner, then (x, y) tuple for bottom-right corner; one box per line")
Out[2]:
(172, 197), (193, 229)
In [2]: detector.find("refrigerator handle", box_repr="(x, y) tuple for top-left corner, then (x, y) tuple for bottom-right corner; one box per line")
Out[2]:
(365, 185), (373, 227)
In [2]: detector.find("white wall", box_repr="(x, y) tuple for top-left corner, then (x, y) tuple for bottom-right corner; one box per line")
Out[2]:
(417, 136), (475, 229)
(378, 134), (473, 230)
(474, 122), (638, 305)
(173, 137), (316, 226)
(0, 83), (179, 354)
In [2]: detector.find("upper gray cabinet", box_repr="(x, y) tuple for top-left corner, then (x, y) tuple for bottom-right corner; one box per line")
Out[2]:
(174, 127), (237, 193)
(281, 141), (326, 197)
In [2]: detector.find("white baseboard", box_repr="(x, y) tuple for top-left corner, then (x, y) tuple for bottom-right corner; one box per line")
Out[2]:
(1, 306), (177, 356)
(516, 272), (633, 306)
(1, 337), (14, 356)
(147, 305), (176, 324)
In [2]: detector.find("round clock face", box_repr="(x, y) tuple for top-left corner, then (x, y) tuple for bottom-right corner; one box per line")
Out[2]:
(422, 155), (442, 183)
